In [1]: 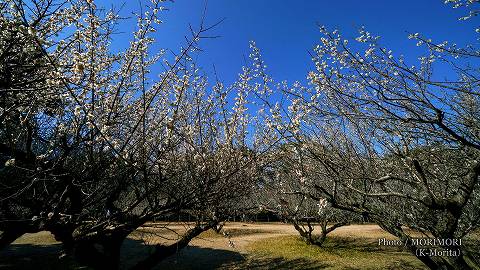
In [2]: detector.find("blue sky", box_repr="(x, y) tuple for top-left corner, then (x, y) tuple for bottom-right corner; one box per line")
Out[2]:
(102, 0), (477, 84)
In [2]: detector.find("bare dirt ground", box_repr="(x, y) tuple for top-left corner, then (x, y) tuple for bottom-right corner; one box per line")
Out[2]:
(142, 222), (392, 250)
(0, 222), (409, 270)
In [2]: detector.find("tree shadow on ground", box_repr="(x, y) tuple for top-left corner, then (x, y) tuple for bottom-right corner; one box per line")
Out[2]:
(1, 239), (251, 270)
(138, 247), (327, 270)
(2, 238), (329, 270)
(121, 237), (245, 270)
(144, 245), (245, 270)
(323, 236), (406, 253)
(122, 238), (328, 270)
(0, 243), (81, 270)
(234, 256), (330, 270)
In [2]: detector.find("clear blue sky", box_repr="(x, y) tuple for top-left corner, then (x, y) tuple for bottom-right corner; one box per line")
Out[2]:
(101, 0), (477, 84)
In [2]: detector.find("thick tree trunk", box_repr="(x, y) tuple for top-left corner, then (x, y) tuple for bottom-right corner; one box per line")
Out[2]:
(130, 223), (215, 270)
(292, 221), (314, 244)
(315, 233), (327, 247)
(291, 219), (347, 247)
(50, 221), (139, 270)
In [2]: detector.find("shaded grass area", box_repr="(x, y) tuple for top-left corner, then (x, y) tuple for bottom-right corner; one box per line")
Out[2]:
(0, 243), (86, 270)
(246, 235), (427, 270)
(119, 237), (242, 270)
(140, 246), (245, 270)
(0, 231), (244, 270)
(0, 232), (86, 270)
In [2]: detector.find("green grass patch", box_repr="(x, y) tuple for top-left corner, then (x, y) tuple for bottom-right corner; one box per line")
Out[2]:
(247, 235), (427, 270)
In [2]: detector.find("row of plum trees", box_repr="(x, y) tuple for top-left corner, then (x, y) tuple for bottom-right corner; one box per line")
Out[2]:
(0, 0), (278, 269)
(257, 1), (480, 269)
(1, 0), (480, 270)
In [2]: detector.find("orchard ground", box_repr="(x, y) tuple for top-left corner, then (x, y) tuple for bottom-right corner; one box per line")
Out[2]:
(1, 222), (450, 269)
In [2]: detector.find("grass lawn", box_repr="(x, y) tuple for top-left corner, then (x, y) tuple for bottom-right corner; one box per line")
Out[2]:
(246, 235), (427, 270)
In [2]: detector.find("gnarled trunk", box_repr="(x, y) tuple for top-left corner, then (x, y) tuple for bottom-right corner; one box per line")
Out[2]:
(291, 219), (348, 247)
(130, 222), (216, 270)
(50, 220), (144, 270)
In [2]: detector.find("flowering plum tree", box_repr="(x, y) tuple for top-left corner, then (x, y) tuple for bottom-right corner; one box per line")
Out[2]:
(259, 143), (355, 247)
(277, 1), (480, 269)
(0, 0), (274, 269)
